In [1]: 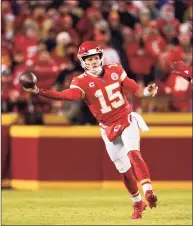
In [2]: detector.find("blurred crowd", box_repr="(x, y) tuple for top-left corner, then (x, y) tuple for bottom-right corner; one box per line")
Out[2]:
(1, 0), (193, 124)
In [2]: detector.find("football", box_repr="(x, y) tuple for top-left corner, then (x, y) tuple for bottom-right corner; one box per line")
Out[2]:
(19, 72), (37, 88)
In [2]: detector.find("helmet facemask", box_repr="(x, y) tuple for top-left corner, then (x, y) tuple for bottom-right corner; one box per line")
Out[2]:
(78, 52), (104, 75)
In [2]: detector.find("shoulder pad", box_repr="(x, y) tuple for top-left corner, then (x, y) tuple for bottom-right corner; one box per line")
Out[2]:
(107, 63), (120, 68)
(77, 73), (85, 79)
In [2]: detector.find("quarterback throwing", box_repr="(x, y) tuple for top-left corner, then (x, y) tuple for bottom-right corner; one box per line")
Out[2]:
(23, 41), (158, 220)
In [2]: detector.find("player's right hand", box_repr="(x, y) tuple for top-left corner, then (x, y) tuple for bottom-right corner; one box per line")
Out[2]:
(23, 85), (39, 94)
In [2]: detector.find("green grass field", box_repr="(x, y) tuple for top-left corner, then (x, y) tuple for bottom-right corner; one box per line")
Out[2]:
(2, 188), (192, 225)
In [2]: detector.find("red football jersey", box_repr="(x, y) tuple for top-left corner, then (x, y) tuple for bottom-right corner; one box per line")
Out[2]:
(70, 63), (138, 126)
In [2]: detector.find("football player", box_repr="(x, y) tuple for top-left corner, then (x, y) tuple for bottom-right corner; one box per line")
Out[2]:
(23, 41), (158, 219)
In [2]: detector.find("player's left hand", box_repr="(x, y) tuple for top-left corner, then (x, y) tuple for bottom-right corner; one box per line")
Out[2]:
(147, 83), (158, 97)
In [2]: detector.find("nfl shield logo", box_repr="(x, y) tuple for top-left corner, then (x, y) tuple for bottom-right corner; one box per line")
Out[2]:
(111, 73), (119, 80)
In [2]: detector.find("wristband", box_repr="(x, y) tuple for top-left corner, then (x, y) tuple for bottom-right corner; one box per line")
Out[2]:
(143, 87), (151, 96)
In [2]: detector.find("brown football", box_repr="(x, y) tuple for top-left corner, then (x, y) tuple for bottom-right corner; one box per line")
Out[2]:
(19, 72), (37, 88)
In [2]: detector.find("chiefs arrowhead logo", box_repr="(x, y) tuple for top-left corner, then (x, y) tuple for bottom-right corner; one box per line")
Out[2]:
(114, 125), (121, 132)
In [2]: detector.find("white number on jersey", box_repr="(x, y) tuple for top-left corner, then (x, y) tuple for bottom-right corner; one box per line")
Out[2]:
(95, 82), (125, 114)
(174, 77), (189, 91)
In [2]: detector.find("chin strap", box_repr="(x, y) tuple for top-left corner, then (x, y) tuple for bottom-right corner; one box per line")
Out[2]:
(86, 67), (103, 76)
(35, 88), (39, 94)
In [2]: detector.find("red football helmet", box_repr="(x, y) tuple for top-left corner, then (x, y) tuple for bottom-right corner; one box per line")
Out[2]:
(77, 41), (104, 71)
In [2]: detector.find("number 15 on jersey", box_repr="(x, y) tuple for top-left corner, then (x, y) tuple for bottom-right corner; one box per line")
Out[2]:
(95, 82), (125, 114)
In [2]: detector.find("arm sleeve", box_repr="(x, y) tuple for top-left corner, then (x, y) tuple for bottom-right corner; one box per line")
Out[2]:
(38, 88), (82, 101)
(121, 76), (140, 95)
(70, 76), (85, 98)
(116, 64), (140, 94)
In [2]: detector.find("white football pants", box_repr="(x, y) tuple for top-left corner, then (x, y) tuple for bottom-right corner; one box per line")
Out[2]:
(100, 112), (149, 163)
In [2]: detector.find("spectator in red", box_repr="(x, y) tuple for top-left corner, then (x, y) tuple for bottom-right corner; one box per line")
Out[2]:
(10, 49), (58, 108)
(13, 24), (38, 62)
(125, 23), (158, 85)
(51, 31), (73, 71)
(76, 7), (108, 42)
(58, 15), (80, 46)
(134, 8), (152, 42)
(156, 4), (180, 43)
(143, 21), (167, 63)
(32, 50), (60, 89)
(168, 29), (192, 67)
(2, 1), (12, 17)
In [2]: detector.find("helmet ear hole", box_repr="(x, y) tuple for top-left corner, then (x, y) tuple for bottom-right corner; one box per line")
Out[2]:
(82, 55), (88, 62)
(99, 53), (103, 59)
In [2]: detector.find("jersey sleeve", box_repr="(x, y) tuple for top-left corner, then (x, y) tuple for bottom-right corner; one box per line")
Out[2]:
(70, 76), (85, 99)
(39, 88), (82, 101)
(106, 63), (127, 82)
(116, 64), (127, 82)
(122, 76), (140, 94)
(115, 64), (139, 93)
